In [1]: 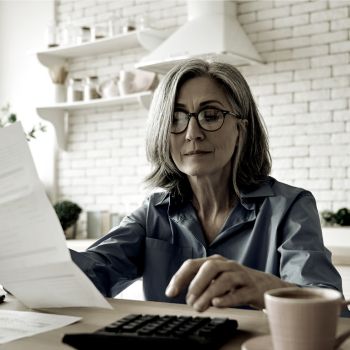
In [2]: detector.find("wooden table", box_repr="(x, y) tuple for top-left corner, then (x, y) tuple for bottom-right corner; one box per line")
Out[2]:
(2, 294), (350, 349)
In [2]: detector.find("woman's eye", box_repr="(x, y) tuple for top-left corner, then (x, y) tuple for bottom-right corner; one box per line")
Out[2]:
(173, 112), (186, 123)
(202, 110), (219, 121)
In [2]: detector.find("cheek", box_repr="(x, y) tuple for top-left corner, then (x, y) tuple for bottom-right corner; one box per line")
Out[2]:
(229, 136), (239, 154)
(215, 131), (239, 157)
(169, 136), (180, 162)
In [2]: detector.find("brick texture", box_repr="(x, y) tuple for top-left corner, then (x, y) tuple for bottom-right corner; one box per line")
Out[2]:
(55, 0), (350, 236)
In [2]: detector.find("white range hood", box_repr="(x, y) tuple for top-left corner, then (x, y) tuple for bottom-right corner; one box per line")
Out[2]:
(136, 0), (264, 74)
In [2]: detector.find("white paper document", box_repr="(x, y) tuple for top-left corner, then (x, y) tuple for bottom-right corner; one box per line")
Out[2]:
(0, 123), (111, 309)
(0, 310), (81, 344)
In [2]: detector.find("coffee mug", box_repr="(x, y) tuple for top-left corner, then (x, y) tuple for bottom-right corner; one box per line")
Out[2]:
(264, 287), (350, 350)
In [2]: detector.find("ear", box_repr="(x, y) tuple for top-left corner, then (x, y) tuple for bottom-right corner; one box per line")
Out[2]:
(236, 119), (248, 140)
(240, 119), (248, 127)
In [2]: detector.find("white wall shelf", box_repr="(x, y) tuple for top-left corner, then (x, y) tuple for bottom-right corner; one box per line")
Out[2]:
(36, 91), (153, 150)
(35, 28), (168, 150)
(36, 28), (168, 68)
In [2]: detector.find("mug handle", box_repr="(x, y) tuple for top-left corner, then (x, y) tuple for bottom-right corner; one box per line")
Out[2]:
(334, 300), (350, 349)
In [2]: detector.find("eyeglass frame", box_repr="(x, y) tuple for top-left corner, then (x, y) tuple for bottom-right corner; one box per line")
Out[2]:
(170, 108), (243, 134)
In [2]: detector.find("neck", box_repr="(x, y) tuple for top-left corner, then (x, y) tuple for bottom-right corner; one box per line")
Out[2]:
(189, 170), (236, 217)
(188, 168), (237, 244)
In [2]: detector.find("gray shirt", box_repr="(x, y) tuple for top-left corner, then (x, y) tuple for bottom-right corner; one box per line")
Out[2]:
(70, 177), (342, 304)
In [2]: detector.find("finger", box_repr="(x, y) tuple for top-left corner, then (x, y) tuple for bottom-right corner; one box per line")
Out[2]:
(165, 258), (206, 297)
(191, 270), (246, 312)
(186, 260), (229, 301)
(212, 286), (253, 308)
(187, 260), (241, 303)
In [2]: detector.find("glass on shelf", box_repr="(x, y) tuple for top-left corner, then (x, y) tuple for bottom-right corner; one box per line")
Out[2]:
(108, 17), (120, 37)
(45, 21), (59, 48)
(83, 76), (100, 101)
(121, 18), (136, 34)
(76, 26), (91, 44)
(60, 17), (77, 46)
(91, 24), (107, 41)
(67, 78), (83, 103)
(136, 15), (149, 31)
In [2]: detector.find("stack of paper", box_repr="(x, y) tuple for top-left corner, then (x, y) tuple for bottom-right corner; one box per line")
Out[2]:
(0, 123), (111, 309)
(0, 310), (81, 344)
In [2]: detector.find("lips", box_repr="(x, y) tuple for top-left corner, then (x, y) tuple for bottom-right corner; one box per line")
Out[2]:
(184, 150), (211, 155)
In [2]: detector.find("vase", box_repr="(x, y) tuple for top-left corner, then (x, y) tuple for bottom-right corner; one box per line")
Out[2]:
(54, 83), (67, 103)
(64, 224), (77, 240)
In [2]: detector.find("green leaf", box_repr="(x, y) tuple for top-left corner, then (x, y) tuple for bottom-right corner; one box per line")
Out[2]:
(53, 200), (82, 231)
(8, 113), (17, 123)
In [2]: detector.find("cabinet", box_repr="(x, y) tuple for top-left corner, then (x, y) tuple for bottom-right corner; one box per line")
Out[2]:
(36, 29), (168, 150)
(323, 227), (350, 304)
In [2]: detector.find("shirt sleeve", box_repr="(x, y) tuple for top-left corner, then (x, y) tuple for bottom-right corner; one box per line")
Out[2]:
(277, 191), (343, 293)
(70, 198), (149, 297)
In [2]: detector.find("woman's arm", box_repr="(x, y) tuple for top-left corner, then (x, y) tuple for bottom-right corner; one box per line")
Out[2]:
(165, 191), (342, 312)
(70, 201), (149, 297)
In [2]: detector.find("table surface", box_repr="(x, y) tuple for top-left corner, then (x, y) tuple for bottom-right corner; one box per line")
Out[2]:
(2, 294), (350, 350)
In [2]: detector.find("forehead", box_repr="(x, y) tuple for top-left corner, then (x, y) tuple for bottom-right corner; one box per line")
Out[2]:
(175, 76), (230, 106)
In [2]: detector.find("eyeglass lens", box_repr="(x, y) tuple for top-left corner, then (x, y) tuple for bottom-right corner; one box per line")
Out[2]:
(171, 108), (225, 133)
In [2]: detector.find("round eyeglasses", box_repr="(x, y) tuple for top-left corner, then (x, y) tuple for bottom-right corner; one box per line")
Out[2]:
(170, 108), (242, 134)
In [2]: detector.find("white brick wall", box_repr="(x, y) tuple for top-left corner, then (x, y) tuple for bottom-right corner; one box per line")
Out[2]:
(55, 0), (350, 236)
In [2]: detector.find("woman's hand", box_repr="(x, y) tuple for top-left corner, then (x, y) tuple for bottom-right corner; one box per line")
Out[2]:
(165, 254), (295, 312)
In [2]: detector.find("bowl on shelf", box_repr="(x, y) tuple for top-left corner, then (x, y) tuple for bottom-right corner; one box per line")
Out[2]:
(118, 69), (159, 96)
(131, 70), (159, 92)
(97, 77), (120, 98)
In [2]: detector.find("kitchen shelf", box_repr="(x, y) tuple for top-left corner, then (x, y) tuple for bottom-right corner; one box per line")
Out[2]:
(35, 27), (169, 150)
(36, 28), (168, 68)
(36, 91), (153, 150)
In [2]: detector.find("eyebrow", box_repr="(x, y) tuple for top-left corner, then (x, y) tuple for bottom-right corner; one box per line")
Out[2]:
(175, 100), (226, 109)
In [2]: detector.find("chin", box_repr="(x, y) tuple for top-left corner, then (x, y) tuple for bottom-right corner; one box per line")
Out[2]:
(182, 166), (214, 177)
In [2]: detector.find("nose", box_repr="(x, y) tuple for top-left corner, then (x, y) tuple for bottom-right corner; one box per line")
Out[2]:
(185, 116), (205, 141)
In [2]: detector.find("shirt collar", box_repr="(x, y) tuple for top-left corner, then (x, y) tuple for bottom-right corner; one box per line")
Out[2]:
(154, 177), (276, 210)
(240, 177), (275, 198)
(239, 177), (276, 210)
(153, 191), (170, 206)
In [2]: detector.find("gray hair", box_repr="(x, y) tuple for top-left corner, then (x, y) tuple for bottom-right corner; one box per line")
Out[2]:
(145, 58), (271, 200)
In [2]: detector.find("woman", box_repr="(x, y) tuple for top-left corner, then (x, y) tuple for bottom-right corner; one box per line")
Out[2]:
(70, 58), (341, 312)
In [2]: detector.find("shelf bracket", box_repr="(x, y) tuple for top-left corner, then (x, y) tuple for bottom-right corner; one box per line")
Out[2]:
(37, 53), (67, 68)
(37, 108), (69, 150)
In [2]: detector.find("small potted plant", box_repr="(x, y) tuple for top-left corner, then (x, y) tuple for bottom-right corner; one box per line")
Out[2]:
(54, 200), (82, 239)
(321, 208), (350, 227)
(321, 207), (350, 249)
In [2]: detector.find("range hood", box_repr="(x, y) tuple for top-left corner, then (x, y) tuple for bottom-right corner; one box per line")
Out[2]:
(136, 0), (264, 74)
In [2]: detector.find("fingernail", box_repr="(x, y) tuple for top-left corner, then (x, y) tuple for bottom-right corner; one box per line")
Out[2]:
(193, 301), (204, 312)
(186, 294), (196, 306)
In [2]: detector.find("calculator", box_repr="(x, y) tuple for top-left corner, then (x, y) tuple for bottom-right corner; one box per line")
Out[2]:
(62, 313), (239, 350)
(0, 293), (5, 303)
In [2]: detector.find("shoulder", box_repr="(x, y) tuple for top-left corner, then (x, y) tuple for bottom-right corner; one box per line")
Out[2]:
(119, 191), (170, 227)
(247, 178), (320, 227)
(242, 176), (313, 201)
(268, 177), (313, 200)
(261, 177), (318, 216)
(145, 191), (171, 206)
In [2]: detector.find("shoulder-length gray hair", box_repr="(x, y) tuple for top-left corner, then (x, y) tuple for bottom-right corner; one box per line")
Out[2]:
(145, 58), (271, 200)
